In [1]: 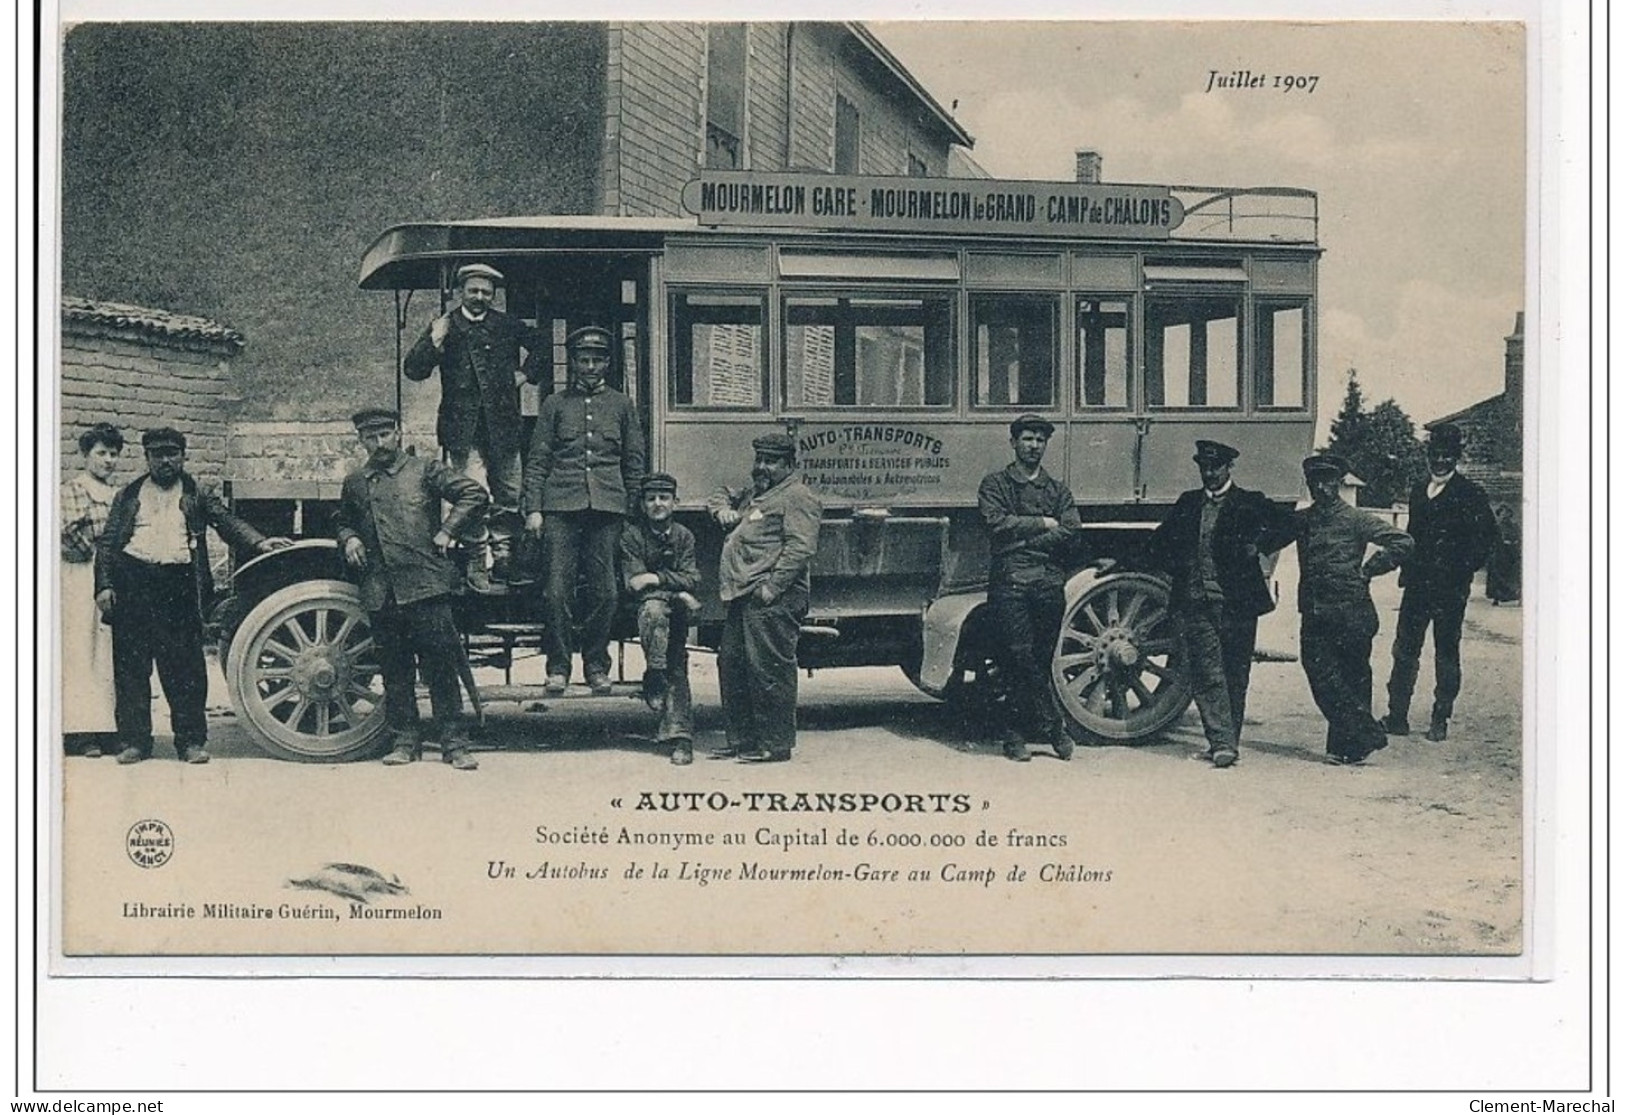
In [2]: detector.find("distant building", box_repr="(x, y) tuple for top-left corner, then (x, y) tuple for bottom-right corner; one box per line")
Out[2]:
(1424, 311), (1524, 513)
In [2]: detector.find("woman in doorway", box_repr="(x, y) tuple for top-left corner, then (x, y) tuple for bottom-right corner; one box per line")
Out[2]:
(61, 422), (124, 756)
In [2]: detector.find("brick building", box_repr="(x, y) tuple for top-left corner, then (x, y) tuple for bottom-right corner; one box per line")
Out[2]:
(1424, 311), (1525, 512)
(60, 21), (973, 474)
(58, 297), (242, 489)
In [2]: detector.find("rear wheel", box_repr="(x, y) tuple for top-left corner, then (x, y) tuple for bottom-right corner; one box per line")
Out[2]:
(1051, 572), (1192, 743)
(224, 580), (390, 762)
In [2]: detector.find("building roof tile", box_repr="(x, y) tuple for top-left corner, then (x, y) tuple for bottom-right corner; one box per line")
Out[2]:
(62, 297), (245, 351)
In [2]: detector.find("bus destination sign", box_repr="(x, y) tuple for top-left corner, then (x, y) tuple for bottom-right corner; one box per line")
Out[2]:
(681, 172), (1184, 239)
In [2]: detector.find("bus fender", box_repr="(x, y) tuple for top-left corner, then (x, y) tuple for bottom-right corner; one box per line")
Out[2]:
(917, 591), (987, 696)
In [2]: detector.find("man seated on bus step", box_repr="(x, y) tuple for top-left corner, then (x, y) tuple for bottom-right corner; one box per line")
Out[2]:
(404, 262), (547, 591)
(1128, 440), (1295, 769)
(976, 414), (1083, 763)
(522, 325), (647, 695)
(620, 472), (704, 766)
(337, 408), (489, 771)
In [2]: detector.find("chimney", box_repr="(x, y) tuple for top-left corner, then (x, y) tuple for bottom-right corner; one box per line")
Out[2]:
(1504, 311), (1524, 450)
(1074, 149), (1103, 184)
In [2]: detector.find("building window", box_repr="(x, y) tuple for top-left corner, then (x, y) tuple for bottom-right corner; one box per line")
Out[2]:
(1254, 301), (1308, 409)
(706, 24), (747, 170)
(784, 294), (954, 408)
(971, 295), (1058, 408)
(834, 93), (861, 174)
(1144, 295), (1242, 409)
(671, 291), (766, 409)
(907, 152), (929, 178)
(1076, 298), (1131, 409)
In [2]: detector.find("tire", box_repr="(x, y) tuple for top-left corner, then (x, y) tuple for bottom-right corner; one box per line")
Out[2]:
(1050, 572), (1192, 743)
(224, 579), (390, 762)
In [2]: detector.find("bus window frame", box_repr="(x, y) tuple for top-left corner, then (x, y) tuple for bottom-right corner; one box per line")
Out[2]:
(1251, 296), (1312, 413)
(779, 286), (959, 413)
(666, 285), (772, 413)
(1072, 293), (1134, 415)
(966, 290), (1064, 414)
(1142, 286), (1247, 414)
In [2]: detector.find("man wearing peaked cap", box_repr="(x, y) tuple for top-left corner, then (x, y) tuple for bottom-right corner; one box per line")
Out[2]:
(976, 412), (1081, 762)
(1381, 422), (1497, 743)
(706, 432), (822, 763)
(1280, 450), (1414, 765)
(522, 323), (647, 696)
(621, 471), (703, 764)
(404, 259), (547, 549)
(96, 424), (292, 765)
(337, 406), (489, 770)
(1133, 439), (1294, 769)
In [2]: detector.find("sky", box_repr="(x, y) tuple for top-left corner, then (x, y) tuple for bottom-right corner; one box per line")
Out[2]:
(875, 20), (1527, 439)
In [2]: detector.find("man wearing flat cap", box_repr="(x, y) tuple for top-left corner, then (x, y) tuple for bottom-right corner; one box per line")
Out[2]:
(621, 472), (703, 765)
(706, 432), (823, 762)
(522, 325), (647, 695)
(976, 414), (1082, 762)
(404, 262), (546, 575)
(337, 408), (489, 770)
(1132, 440), (1294, 768)
(1282, 454), (1414, 765)
(96, 427), (291, 765)
(1381, 422), (1497, 743)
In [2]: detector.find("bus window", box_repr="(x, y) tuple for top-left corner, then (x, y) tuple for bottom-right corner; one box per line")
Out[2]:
(971, 295), (1058, 409)
(784, 294), (954, 408)
(670, 291), (767, 409)
(1145, 296), (1241, 409)
(1075, 297), (1130, 409)
(1255, 301), (1307, 409)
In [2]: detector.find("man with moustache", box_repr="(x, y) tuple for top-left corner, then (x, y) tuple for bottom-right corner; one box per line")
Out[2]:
(706, 434), (822, 763)
(976, 414), (1082, 763)
(522, 325), (646, 695)
(336, 408), (489, 770)
(1381, 423), (1498, 743)
(1134, 440), (1294, 769)
(96, 427), (291, 764)
(404, 262), (547, 589)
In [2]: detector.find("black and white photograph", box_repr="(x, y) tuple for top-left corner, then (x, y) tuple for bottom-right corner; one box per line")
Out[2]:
(25, 0), (1597, 1100)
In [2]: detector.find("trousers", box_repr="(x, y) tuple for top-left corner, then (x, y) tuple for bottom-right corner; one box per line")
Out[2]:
(541, 510), (623, 680)
(110, 558), (208, 758)
(1176, 600), (1258, 752)
(637, 597), (693, 742)
(718, 587), (807, 757)
(1300, 609), (1386, 761)
(987, 580), (1066, 743)
(371, 592), (464, 742)
(1385, 582), (1469, 724)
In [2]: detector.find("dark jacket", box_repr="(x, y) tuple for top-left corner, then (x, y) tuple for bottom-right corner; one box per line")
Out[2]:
(1137, 485), (1295, 617)
(707, 475), (823, 602)
(403, 308), (546, 459)
(620, 519), (701, 601)
(96, 472), (267, 618)
(1289, 499), (1414, 623)
(521, 386), (646, 516)
(336, 451), (489, 612)
(1398, 473), (1497, 592)
(976, 463), (1082, 587)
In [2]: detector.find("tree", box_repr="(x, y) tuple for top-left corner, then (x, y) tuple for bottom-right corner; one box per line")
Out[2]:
(1321, 370), (1426, 508)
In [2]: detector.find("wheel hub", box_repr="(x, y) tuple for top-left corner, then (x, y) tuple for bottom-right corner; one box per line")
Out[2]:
(1097, 626), (1141, 669)
(289, 649), (348, 700)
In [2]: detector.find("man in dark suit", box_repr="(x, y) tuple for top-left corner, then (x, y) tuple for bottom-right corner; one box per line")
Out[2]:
(1382, 423), (1498, 742)
(1135, 440), (1294, 768)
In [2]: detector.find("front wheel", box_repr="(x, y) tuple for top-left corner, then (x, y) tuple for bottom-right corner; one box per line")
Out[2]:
(1050, 572), (1192, 743)
(224, 579), (390, 762)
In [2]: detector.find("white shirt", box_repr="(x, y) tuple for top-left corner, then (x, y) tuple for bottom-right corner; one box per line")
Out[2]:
(1206, 480), (1234, 501)
(460, 306), (488, 324)
(124, 478), (192, 565)
(1426, 471), (1455, 501)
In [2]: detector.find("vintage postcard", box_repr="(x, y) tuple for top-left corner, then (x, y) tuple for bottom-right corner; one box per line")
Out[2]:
(44, 14), (1538, 976)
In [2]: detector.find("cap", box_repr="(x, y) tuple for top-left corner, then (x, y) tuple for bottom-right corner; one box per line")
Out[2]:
(1193, 439), (1239, 465)
(454, 263), (504, 286)
(1302, 453), (1349, 479)
(142, 427), (186, 452)
(1427, 423), (1465, 457)
(640, 472), (679, 496)
(565, 325), (614, 353)
(351, 407), (401, 432)
(1008, 414), (1056, 439)
(751, 433), (797, 460)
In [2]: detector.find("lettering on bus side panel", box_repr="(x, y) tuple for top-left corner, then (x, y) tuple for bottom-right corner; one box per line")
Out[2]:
(797, 424), (953, 503)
